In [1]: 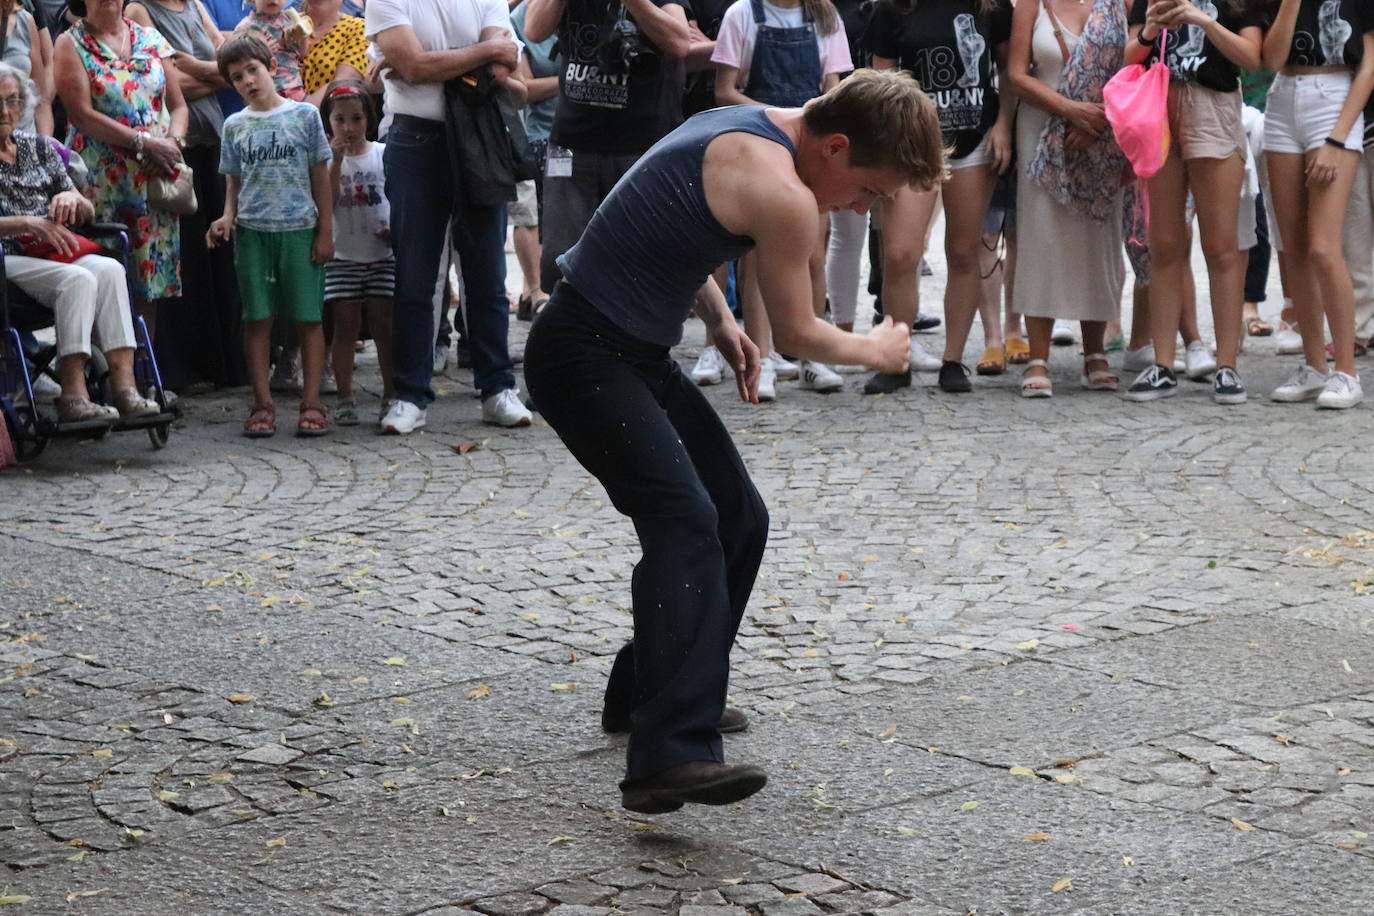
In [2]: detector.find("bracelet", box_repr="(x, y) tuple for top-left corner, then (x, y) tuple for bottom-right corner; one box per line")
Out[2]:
(132, 129), (147, 162)
(1137, 30), (1157, 46)
(1326, 136), (1347, 149)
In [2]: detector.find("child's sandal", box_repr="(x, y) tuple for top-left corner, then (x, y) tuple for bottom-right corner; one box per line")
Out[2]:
(335, 398), (359, 427)
(297, 402), (330, 437)
(243, 403), (276, 438)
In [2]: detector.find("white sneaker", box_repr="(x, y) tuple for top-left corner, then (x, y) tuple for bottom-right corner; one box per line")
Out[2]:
(799, 360), (843, 392)
(1316, 371), (1363, 409)
(1121, 344), (1155, 373)
(270, 354), (301, 393)
(1184, 340), (1217, 380)
(768, 352), (799, 381)
(31, 373), (60, 401)
(910, 337), (942, 371)
(319, 362), (338, 395)
(1270, 364), (1329, 402)
(691, 345), (727, 386)
(1275, 321), (1304, 355)
(380, 399), (427, 434)
(1052, 320), (1075, 346)
(432, 344), (449, 376)
(481, 388), (533, 427)
(757, 363), (776, 401)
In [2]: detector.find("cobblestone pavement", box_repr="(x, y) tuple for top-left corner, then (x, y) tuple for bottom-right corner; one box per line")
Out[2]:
(5, 247), (1374, 914)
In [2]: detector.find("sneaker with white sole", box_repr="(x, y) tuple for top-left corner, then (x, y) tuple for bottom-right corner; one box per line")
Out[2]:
(1316, 371), (1363, 409)
(1270, 364), (1329, 402)
(757, 363), (776, 401)
(911, 337), (942, 371)
(380, 399), (427, 434)
(1212, 366), (1247, 405)
(1123, 364), (1178, 401)
(1274, 321), (1304, 355)
(1052, 320), (1075, 345)
(1184, 340), (1217, 380)
(270, 354), (301, 392)
(768, 352), (799, 381)
(481, 388), (533, 427)
(1122, 344), (1156, 373)
(800, 360), (843, 392)
(319, 363), (338, 395)
(691, 345), (727, 386)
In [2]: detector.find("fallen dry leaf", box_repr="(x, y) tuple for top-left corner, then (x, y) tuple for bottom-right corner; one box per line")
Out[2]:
(468, 685), (493, 699)
(878, 724), (897, 739)
(547, 835), (576, 846)
(265, 837), (286, 848)
(1051, 878), (1072, 893)
(1016, 638), (1040, 651)
(226, 694), (254, 704)
(451, 443), (481, 455)
(1024, 832), (1052, 841)
(1009, 766), (1037, 778)
(1231, 818), (1257, 831)
(383, 657), (407, 667)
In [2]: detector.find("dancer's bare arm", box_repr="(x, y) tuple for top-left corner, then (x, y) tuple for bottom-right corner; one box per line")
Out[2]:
(703, 134), (910, 373)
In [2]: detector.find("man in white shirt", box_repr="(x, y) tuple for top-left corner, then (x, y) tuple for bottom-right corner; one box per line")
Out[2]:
(366, 0), (534, 432)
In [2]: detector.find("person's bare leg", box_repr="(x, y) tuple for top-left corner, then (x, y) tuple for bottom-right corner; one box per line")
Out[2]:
(1024, 316), (1053, 382)
(1305, 148), (1362, 376)
(297, 321), (326, 407)
(56, 353), (90, 401)
(1266, 153), (1325, 370)
(104, 347), (139, 393)
(513, 225), (542, 301)
(1128, 284), (1152, 349)
(331, 300), (363, 399)
(1189, 155), (1247, 368)
(1146, 152), (1190, 368)
(979, 234), (1005, 351)
(939, 165), (997, 364)
(365, 298), (396, 400)
(244, 318), (275, 407)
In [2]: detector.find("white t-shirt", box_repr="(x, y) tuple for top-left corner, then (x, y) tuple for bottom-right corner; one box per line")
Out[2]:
(333, 143), (392, 263)
(711, 0), (852, 92)
(366, 0), (513, 121)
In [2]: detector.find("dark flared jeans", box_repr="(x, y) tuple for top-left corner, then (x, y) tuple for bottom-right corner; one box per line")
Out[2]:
(524, 284), (769, 781)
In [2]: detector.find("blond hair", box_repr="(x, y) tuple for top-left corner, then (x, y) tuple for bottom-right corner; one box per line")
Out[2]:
(802, 69), (949, 191)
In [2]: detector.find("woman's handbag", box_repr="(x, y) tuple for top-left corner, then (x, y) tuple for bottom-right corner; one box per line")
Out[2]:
(1103, 28), (1171, 181)
(147, 161), (198, 216)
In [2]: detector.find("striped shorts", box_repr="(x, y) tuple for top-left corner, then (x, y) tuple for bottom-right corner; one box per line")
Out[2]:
(324, 258), (395, 302)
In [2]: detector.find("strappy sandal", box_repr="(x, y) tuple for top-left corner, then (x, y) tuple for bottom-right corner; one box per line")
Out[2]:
(976, 345), (1006, 376)
(243, 403), (276, 438)
(531, 294), (550, 317)
(1081, 352), (1119, 390)
(335, 398), (359, 427)
(1245, 316), (1273, 337)
(1020, 359), (1053, 398)
(1005, 337), (1031, 364)
(516, 294), (534, 322)
(297, 402), (330, 437)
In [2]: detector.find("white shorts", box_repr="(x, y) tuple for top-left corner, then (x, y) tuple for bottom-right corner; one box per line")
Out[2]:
(1264, 72), (1365, 154)
(950, 134), (990, 171)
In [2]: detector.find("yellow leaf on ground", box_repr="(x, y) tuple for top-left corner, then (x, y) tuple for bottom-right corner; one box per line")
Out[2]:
(207, 773), (234, 784)
(226, 694), (254, 704)
(1231, 818), (1257, 831)
(1053, 774), (1078, 784)
(468, 685), (493, 699)
(1338, 768), (1352, 776)
(265, 837), (286, 848)
(512, 509), (531, 518)
(801, 650), (820, 658)
(550, 683), (578, 691)
(1051, 878), (1072, 893)
(1024, 832), (1052, 841)
(1009, 766), (1037, 777)
(0, 896), (33, 905)
(91, 748), (113, 758)
(298, 668), (322, 676)
(547, 835), (575, 846)
(878, 724), (897, 739)
(1049, 539), (1069, 549)
(1016, 639), (1040, 651)
(383, 657), (407, 667)
(960, 801), (980, 813)
(155, 790), (179, 801)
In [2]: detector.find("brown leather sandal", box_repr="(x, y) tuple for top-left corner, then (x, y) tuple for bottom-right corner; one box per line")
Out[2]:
(243, 403), (276, 438)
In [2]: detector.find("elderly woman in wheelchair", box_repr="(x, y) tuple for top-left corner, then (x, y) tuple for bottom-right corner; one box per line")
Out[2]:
(0, 62), (158, 423)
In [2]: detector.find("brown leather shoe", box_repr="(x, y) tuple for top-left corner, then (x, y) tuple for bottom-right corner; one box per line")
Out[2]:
(601, 706), (748, 735)
(620, 761), (767, 814)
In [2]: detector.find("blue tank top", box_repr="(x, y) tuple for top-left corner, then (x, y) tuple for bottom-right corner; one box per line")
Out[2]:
(557, 105), (797, 347)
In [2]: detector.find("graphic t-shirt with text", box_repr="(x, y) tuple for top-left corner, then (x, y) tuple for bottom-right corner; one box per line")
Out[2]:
(1267, 0), (1373, 68)
(551, 0), (691, 154)
(220, 100), (332, 232)
(1130, 0), (1262, 92)
(862, 0), (1013, 159)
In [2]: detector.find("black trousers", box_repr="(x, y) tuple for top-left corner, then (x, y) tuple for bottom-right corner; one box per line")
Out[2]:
(1245, 193), (1271, 305)
(524, 284), (769, 781)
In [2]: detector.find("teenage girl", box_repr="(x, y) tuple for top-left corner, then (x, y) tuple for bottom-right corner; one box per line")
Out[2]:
(1261, 0), (1374, 408)
(713, 0), (852, 399)
(862, 0), (1015, 395)
(320, 79), (395, 427)
(1122, 0), (1262, 405)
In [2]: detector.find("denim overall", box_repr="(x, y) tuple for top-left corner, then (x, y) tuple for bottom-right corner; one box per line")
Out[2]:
(742, 0), (822, 106)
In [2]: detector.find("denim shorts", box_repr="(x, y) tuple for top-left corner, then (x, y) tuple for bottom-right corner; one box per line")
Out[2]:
(1264, 71), (1365, 154)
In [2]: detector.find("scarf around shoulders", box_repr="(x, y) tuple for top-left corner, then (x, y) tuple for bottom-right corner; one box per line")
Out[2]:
(1026, 0), (1127, 223)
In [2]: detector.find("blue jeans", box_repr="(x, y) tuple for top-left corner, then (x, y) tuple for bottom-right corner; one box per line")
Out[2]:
(384, 115), (512, 406)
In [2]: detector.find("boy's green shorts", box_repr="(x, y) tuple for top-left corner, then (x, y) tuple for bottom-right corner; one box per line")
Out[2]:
(234, 226), (324, 323)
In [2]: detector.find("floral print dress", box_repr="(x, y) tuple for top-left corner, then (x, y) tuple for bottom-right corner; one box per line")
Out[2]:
(67, 19), (182, 301)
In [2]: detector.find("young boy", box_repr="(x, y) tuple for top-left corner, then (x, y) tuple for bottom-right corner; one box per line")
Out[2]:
(208, 33), (334, 437)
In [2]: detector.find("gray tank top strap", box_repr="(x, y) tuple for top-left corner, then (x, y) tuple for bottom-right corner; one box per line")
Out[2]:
(140, 0), (224, 146)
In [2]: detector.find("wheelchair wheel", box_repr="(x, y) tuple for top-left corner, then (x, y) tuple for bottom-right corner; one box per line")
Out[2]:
(8, 409), (46, 461)
(148, 422), (170, 449)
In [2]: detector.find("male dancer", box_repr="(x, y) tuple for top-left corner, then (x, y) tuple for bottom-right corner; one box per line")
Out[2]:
(524, 70), (947, 814)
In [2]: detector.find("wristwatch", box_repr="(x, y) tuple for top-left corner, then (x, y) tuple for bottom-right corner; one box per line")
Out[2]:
(132, 129), (146, 162)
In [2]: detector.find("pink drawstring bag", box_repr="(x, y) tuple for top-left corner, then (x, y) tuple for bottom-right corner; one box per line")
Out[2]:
(0, 415), (16, 470)
(1104, 29), (1171, 180)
